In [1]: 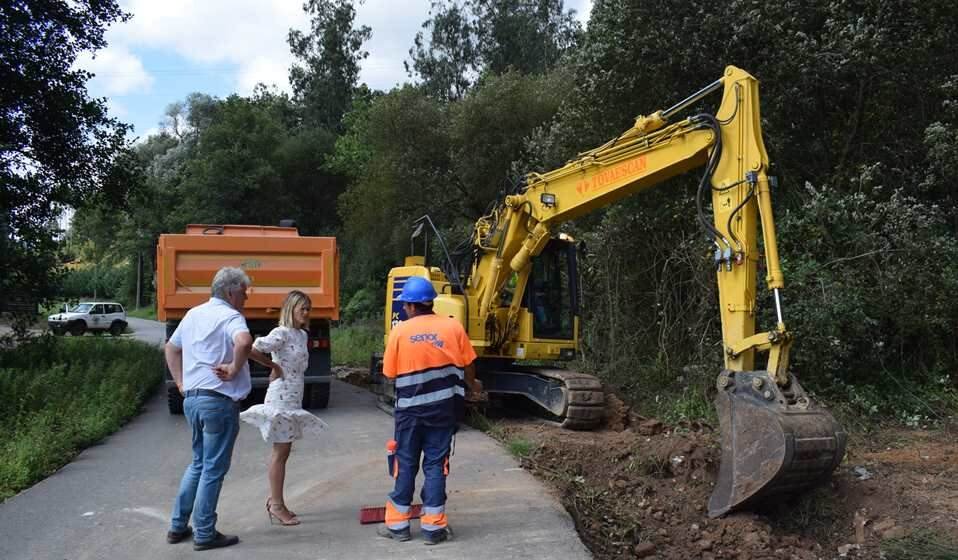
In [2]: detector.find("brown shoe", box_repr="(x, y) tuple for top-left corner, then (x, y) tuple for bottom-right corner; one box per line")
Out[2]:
(166, 526), (192, 544)
(193, 531), (239, 551)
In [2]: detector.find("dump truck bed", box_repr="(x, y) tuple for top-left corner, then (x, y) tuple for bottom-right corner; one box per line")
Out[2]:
(156, 224), (339, 321)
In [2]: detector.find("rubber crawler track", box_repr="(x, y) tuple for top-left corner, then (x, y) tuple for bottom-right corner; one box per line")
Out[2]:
(529, 368), (606, 430)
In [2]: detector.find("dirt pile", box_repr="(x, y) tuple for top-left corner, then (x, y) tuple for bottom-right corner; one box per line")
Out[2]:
(495, 415), (958, 560)
(333, 365), (371, 389)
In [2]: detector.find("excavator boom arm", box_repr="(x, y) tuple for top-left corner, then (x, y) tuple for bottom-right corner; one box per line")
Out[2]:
(472, 67), (787, 376)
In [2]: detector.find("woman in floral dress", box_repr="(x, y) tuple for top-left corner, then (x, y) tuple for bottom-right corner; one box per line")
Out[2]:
(239, 290), (328, 526)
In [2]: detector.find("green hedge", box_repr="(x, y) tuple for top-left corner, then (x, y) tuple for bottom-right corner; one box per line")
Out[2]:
(0, 337), (163, 500)
(59, 265), (127, 303)
(331, 320), (383, 366)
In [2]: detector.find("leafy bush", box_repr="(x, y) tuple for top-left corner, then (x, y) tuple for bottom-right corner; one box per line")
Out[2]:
(776, 185), (958, 416)
(0, 337), (162, 500)
(59, 264), (127, 303)
(331, 319), (383, 366)
(342, 286), (381, 323)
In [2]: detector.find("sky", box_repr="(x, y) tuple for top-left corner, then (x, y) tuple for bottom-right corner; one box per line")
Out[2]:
(78, 0), (593, 140)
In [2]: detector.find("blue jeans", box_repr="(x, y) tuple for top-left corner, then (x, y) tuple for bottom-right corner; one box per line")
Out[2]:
(170, 395), (240, 542)
(389, 424), (455, 535)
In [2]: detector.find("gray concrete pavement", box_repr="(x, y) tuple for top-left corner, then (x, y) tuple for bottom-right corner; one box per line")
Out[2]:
(125, 315), (166, 346)
(0, 376), (591, 559)
(0, 315), (164, 346)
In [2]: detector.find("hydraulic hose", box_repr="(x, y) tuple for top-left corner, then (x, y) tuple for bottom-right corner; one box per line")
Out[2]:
(691, 114), (733, 257)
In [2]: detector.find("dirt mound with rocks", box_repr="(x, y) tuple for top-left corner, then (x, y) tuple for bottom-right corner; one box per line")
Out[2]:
(494, 410), (958, 560)
(333, 365), (371, 389)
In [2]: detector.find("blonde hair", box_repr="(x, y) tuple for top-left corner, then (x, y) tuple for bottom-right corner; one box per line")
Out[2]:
(279, 290), (311, 329)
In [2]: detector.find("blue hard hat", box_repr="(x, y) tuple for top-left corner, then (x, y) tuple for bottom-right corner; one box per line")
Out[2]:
(396, 276), (436, 303)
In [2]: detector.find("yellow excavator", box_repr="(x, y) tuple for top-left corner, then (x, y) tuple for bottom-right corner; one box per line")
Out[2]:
(372, 66), (846, 516)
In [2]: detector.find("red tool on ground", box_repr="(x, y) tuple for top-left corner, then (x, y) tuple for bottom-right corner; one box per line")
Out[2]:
(358, 504), (423, 525)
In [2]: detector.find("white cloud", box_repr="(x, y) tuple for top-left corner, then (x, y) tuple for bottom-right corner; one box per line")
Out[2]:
(112, 0), (303, 95)
(237, 55), (290, 94)
(133, 126), (161, 143)
(109, 0), (591, 96)
(76, 46), (154, 95)
(354, 0), (429, 90)
(573, 0), (593, 25)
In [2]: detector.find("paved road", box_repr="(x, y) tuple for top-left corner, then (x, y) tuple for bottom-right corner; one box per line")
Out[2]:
(0, 319), (591, 560)
(0, 316), (164, 347)
(125, 316), (166, 346)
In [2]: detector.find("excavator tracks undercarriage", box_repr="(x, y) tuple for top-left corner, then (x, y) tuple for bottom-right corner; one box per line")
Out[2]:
(369, 354), (605, 429)
(476, 365), (606, 430)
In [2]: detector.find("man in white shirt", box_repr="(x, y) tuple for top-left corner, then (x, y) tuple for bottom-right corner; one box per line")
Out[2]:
(165, 266), (275, 551)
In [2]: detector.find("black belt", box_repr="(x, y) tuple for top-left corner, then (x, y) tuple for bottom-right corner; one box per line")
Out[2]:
(183, 388), (233, 401)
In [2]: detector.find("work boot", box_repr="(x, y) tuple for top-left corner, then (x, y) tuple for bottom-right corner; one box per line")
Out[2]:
(193, 531), (239, 551)
(376, 525), (412, 542)
(423, 525), (454, 546)
(166, 526), (192, 544)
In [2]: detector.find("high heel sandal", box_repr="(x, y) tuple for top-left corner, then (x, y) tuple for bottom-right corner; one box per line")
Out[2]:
(266, 497), (301, 526)
(266, 497), (297, 518)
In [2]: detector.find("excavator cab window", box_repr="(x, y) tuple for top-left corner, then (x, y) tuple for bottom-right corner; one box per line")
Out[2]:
(526, 239), (578, 340)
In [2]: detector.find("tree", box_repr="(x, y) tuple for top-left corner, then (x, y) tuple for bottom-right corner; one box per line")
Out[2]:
(1, 0), (131, 331)
(405, 0), (580, 100)
(406, 1), (478, 101)
(288, 0), (372, 131)
(332, 71), (570, 289)
(162, 89), (344, 236)
(179, 93), (292, 227)
(471, 0), (579, 75)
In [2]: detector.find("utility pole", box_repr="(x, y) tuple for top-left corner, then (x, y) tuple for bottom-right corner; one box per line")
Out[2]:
(136, 252), (142, 309)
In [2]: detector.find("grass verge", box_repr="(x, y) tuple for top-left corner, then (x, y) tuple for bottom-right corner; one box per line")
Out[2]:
(127, 306), (157, 321)
(506, 437), (535, 459)
(882, 530), (958, 559)
(0, 337), (163, 501)
(332, 320), (383, 366)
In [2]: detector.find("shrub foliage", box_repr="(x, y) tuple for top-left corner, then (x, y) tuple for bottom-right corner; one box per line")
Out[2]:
(0, 338), (163, 500)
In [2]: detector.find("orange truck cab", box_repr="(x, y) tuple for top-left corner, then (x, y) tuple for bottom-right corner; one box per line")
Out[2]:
(157, 224), (340, 414)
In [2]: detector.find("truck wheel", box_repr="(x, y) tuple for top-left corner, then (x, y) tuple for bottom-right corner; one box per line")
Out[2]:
(167, 386), (184, 414)
(109, 321), (125, 337)
(70, 322), (86, 336)
(304, 383), (330, 409)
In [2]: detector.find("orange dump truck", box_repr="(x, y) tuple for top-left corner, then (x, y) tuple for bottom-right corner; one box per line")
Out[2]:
(157, 224), (340, 414)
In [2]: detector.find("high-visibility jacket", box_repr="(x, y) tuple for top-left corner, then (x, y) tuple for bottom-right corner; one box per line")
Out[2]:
(383, 312), (477, 429)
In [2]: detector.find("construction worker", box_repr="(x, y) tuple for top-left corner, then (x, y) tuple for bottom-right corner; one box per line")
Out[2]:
(377, 276), (480, 545)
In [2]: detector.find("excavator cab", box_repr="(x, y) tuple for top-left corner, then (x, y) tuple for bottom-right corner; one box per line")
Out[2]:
(525, 239), (578, 341)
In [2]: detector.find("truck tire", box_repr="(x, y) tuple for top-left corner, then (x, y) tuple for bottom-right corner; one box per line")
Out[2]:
(167, 386), (184, 414)
(109, 321), (125, 336)
(70, 322), (86, 336)
(303, 383), (330, 409)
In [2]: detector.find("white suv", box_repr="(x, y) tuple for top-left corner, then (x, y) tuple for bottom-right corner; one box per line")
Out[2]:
(48, 302), (127, 336)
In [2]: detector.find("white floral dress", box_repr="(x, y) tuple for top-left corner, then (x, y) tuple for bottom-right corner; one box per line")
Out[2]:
(240, 326), (329, 443)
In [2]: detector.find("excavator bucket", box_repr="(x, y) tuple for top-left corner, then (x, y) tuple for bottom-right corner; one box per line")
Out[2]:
(708, 370), (847, 518)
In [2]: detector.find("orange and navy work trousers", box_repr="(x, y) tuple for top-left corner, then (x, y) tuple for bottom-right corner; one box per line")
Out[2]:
(384, 424), (455, 536)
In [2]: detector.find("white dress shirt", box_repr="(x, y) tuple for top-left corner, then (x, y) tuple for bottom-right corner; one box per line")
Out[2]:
(169, 297), (251, 401)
